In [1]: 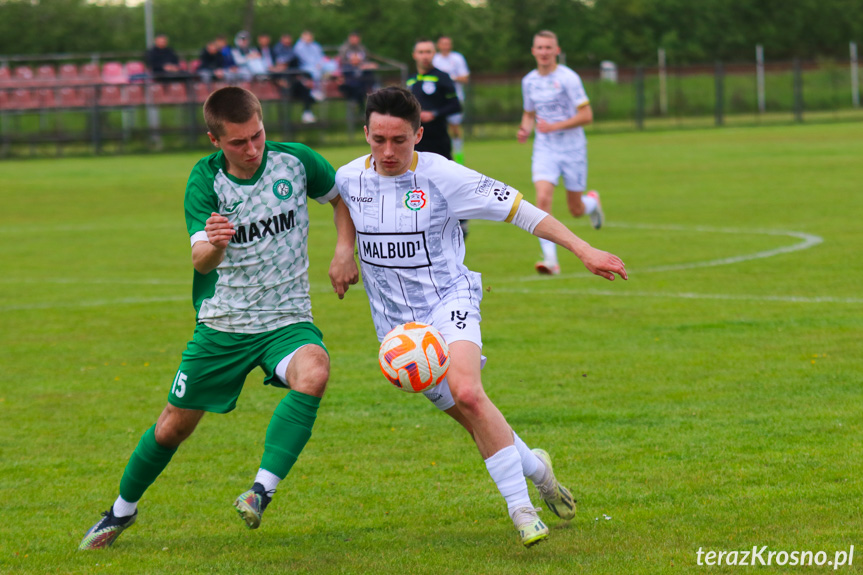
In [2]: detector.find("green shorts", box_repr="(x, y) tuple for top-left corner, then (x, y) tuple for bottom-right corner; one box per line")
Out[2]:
(167, 321), (327, 413)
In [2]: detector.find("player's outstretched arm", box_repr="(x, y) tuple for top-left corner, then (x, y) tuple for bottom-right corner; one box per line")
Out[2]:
(533, 214), (627, 281)
(328, 196), (359, 299)
(192, 212), (235, 274)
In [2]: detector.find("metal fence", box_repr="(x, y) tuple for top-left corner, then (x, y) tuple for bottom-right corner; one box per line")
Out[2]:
(1, 56), (861, 158)
(465, 58), (863, 140)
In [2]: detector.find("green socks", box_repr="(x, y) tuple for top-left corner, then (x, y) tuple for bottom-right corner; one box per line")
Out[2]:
(118, 425), (178, 503)
(115, 391), (319, 502)
(260, 391), (321, 479)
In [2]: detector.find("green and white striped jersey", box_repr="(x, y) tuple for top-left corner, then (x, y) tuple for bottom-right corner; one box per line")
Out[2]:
(184, 142), (338, 334)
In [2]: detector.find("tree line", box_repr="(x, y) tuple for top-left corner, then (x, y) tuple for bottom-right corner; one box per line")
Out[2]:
(2, 0), (862, 72)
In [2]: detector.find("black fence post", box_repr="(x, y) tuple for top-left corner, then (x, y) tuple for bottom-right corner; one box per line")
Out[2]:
(186, 77), (197, 147)
(91, 83), (102, 154)
(634, 66), (645, 130)
(714, 61), (724, 126)
(793, 58), (804, 122)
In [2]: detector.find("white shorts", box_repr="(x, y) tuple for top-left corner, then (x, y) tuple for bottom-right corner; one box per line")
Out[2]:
(420, 294), (483, 411)
(532, 148), (587, 191)
(447, 113), (464, 126)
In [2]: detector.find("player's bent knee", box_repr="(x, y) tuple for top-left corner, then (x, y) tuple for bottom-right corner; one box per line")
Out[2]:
(155, 405), (203, 448)
(449, 384), (486, 418)
(291, 368), (329, 396)
(286, 346), (330, 397)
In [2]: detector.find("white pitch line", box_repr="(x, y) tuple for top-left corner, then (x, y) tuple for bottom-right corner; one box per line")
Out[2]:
(1, 223), (835, 311)
(0, 295), (190, 312)
(0, 287), (338, 312)
(0, 277), (189, 286)
(610, 223), (824, 273)
(513, 222), (823, 281)
(491, 287), (863, 304)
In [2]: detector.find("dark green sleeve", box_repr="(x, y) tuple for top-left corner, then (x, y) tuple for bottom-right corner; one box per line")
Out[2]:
(184, 155), (220, 236)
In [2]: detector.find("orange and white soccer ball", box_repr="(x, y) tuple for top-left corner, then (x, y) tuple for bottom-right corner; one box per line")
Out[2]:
(378, 322), (450, 393)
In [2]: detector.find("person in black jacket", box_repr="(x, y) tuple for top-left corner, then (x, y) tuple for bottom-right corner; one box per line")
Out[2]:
(146, 34), (192, 82)
(406, 39), (461, 161)
(197, 40), (226, 82)
(407, 38), (469, 236)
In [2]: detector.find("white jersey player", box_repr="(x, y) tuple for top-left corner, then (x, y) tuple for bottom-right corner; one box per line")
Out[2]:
(518, 30), (604, 276)
(432, 35), (470, 164)
(329, 87), (627, 548)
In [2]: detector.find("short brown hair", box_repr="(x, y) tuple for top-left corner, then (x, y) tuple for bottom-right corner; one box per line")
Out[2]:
(364, 86), (422, 132)
(203, 86), (263, 139)
(534, 30), (558, 43)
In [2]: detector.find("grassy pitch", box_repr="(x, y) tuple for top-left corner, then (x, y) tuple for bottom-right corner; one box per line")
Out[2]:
(1, 122), (861, 574)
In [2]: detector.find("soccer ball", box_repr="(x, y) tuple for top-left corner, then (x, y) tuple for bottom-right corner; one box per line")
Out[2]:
(378, 322), (450, 393)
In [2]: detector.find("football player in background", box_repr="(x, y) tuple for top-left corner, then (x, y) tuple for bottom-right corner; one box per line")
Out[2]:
(518, 30), (604, 276)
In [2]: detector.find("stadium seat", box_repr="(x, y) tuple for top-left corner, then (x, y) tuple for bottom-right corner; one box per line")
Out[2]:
(123, 84), (145, 106)
(194, 81), (225, 103)
(58, 63), (80, 84)
(79, 63), (101, 81)
(251, 80), (280, 102)
(151, 81), (189, 104)
(10, 88), (40, 110)
(125, 60), (148, 82)
(37, 65), (57, 83)
(149, 82), (189, 104)
(102, 62), (128, 84)
(37, 87), (57, 108)
(58, 86), (88, 108)
(13, 66), (35, 87)
(98, 84), (123, 107)
(188, 59), (201, 74)
(0, 67), (11, 86)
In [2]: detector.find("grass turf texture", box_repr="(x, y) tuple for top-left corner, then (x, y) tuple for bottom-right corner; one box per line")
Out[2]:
(1, 122), (861, 574)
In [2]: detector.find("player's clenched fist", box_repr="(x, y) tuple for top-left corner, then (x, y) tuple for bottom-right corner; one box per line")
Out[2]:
(205, 212), (235, 249)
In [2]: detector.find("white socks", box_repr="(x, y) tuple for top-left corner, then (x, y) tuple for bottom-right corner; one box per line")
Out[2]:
(539, 238), (558, 265)
(112, 495), (137, 518)
(255, 468), (281, 496)
(484, 445), (533, 517)
(581, 193), (598, 214)
(512, 432), (547, 484)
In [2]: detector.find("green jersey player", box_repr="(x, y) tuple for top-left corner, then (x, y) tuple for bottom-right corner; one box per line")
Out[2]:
(79, 87), (358, 550)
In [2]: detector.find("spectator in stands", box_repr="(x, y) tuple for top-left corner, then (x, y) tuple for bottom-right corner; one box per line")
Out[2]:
(146, 34), (191, 82)
(266, 33), (317, 124)
(216, 35), (236, 68)
(337, 31), (368, 67)
(273, 34), (296, 69)
(257, 34), (277, 72)
(293, 30), (327, 100)
(338, 51), (375, 107)
(232, 31), (267, 80)
(198, 40), (226, 82)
